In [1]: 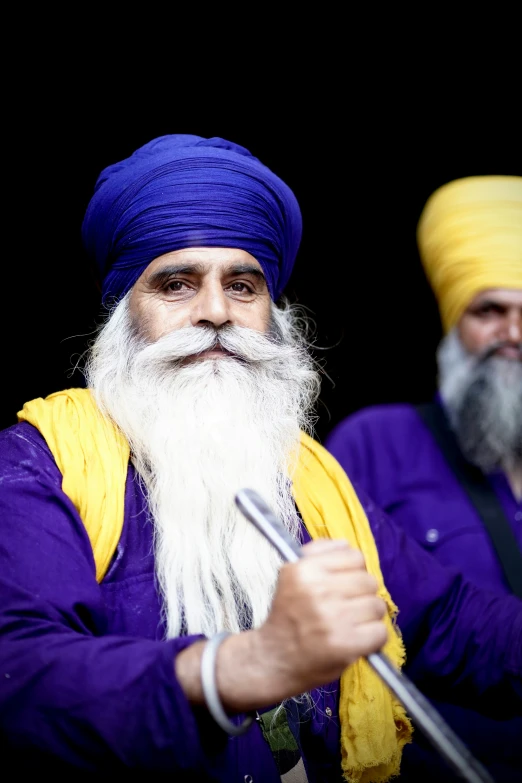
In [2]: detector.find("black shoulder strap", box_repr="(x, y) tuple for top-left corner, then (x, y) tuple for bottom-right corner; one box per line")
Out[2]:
(415, 401), (522, 598)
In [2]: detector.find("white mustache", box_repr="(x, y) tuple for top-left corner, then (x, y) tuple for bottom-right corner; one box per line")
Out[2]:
(134, 324), (299, 366)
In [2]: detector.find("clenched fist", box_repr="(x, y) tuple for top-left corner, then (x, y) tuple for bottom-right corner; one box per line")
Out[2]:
(175, 539), (389, 712)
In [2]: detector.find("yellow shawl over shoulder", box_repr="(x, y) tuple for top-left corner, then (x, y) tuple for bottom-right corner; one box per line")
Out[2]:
(18, 388), (412, 783)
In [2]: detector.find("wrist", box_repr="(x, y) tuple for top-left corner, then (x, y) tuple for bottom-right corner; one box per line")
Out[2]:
(216, 628), (295, 711)
(201, 632), (255, 735)
(174, 628), (296, 712)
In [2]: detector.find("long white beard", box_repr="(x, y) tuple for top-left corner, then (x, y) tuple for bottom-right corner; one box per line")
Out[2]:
(84, 296), (321, 638)
(437, 329), (522, 473)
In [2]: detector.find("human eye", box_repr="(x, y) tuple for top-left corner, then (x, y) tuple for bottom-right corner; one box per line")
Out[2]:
(223, 266), (266, 300)
(165, 279), (186, 292)
(161, 277), (195, 296)
(228, 280), (254, 294)
(474, 302), (504, 318)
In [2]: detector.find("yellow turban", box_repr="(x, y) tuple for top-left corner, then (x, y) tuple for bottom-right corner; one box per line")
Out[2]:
(416, 175), (522, 333)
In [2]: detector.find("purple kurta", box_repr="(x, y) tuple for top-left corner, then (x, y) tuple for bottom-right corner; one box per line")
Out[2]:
(325, 400), (522, 782)
(1, 421), (521, 779)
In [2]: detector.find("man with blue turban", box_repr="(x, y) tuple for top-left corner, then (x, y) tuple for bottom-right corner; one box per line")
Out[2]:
(0, 138), (521, 782)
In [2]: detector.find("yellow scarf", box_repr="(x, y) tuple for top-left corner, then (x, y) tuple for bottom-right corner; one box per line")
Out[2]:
(18, 388), (412, 783)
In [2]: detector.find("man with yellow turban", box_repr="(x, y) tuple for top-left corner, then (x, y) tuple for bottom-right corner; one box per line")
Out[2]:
(325, 175), (522, 783)
(0, 142), (521, 782)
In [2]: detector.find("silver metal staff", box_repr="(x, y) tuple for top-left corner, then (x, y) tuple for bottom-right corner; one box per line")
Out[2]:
(235, 487), (495, 783)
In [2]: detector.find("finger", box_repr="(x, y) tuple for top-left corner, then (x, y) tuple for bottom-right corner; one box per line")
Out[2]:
(337, 594), (388, 625)
(295, 560), (380, 597)
(330, 570), (381, 598)
(305, 595), (388, 635)
(301, 541), (369, 573)
(299, 545), (368, 574)
(345, 621), (389, 657)
(301, 539), (351, 557)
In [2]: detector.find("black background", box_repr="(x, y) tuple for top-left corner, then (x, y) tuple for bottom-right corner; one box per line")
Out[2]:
(4, 57), (521, 442)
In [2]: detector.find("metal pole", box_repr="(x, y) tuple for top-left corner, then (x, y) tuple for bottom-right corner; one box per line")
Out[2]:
(235, 488), (495, 783)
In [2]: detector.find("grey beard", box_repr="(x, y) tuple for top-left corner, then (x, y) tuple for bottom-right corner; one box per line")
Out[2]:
(437, 330), (522, 473)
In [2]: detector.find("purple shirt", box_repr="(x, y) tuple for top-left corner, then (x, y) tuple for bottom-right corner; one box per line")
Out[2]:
(1, 421), (521, 779)
(325, 401), (522, 782)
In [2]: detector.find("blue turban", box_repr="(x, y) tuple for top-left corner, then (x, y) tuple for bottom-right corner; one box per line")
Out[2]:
(81, 134), (303, 304)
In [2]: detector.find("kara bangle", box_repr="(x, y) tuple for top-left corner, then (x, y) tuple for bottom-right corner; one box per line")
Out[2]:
(200, 631), (255, 736)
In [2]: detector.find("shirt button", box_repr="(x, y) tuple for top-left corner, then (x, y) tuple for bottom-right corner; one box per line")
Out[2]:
(325, 707), (332, 716)
(426, 528), (439, 543)
(515, 511), (522, 521)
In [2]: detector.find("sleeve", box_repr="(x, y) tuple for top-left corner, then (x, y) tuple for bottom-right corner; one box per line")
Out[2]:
(356, 483), (522, 713)
(324, 410), (384, 498)
(0, 423), (222, 772)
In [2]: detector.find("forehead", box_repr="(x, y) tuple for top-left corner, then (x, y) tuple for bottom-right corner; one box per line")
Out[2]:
(467, 288), (522, 308)
(141, 247), (265, 279)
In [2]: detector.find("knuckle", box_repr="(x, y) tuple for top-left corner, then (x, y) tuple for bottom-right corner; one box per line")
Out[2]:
(374, 596), (387, 617)
(348, 548), (366, 568)
(360, 573), (379, 593)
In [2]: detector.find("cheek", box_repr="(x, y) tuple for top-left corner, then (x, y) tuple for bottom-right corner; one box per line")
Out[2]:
(131, 299), (187, 342)
(253, 309), (272, 334)
(255, 299), (273, 333)
(458, 319), (497, 353)
(255, 309), (272, 333)
(231, 299), (272, 333)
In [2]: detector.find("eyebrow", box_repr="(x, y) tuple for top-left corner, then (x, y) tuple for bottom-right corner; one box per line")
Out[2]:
(470, 299), (506, 310)
(147, 263), (266, 287)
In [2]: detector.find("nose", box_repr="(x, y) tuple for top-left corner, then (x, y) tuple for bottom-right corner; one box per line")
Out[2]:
(506, 309), (522, 342)
(190, 283), (231, 329)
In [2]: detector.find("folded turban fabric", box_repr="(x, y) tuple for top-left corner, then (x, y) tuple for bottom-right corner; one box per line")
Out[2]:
(81, 135), (303, 305)
(416, 175), (522, 332)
